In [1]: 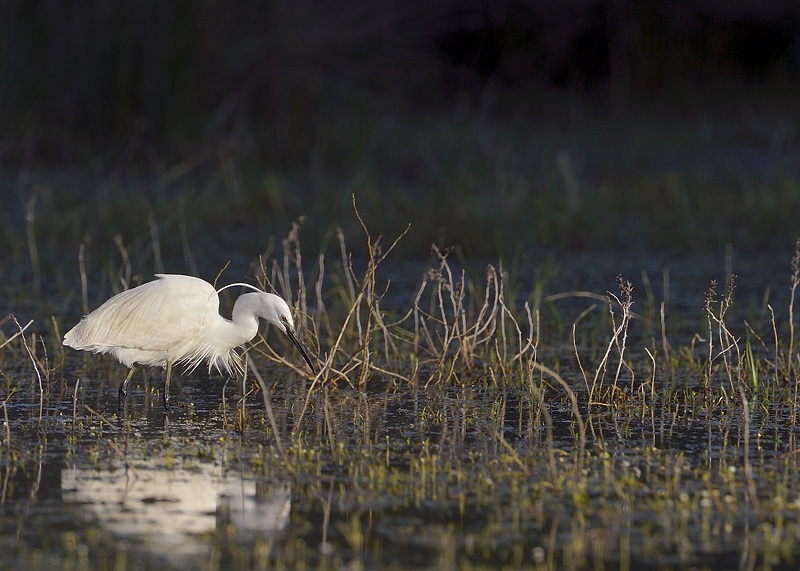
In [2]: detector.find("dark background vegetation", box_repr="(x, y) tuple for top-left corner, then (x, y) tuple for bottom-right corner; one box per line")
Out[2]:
(1, 0), (800, 293)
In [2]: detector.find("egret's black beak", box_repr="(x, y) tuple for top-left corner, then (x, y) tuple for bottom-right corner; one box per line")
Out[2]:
(285, 326), (316, 374)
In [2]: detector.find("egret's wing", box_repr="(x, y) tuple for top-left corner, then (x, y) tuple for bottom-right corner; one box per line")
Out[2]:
(65, 275), (219, 354)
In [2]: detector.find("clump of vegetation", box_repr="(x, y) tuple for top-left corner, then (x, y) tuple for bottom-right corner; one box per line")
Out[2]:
(224, 208), (800, 568)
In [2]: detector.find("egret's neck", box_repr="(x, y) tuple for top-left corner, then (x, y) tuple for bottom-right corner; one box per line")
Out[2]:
(218, 292), (264, 348)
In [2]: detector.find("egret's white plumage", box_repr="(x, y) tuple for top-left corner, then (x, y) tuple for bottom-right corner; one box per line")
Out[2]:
(64, 274), (315, 407)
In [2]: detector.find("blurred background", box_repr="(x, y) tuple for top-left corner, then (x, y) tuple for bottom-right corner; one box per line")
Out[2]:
(1, 0), (800, 294)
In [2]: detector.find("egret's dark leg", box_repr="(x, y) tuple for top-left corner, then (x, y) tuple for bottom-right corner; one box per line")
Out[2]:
(163, 361), (173, 409)
(118, 367), (136, 410)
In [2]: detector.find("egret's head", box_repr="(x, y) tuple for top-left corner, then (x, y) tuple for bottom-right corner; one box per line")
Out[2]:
(255, 293), (293, 330)
(261, 293), (315, 374)
(271, 297), (296, 333)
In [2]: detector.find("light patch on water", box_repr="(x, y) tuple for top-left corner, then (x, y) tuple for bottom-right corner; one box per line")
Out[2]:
(61, 460), (290, 567)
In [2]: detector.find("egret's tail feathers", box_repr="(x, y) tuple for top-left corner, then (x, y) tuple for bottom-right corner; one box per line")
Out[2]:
(63, 322), (87, 349)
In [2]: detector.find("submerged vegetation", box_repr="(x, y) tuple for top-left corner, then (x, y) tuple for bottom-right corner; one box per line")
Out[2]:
(2, 195), (800, 569)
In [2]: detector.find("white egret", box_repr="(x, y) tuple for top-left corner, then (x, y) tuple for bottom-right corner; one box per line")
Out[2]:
(63, 274), (315, 408)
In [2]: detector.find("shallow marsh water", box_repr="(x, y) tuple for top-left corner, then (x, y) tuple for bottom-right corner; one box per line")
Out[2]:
(3, 250), (800, 570)
(3, 363), (800, 570)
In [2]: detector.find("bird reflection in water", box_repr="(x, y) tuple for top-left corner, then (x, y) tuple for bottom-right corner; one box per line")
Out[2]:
(61, 460), (290, 566)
